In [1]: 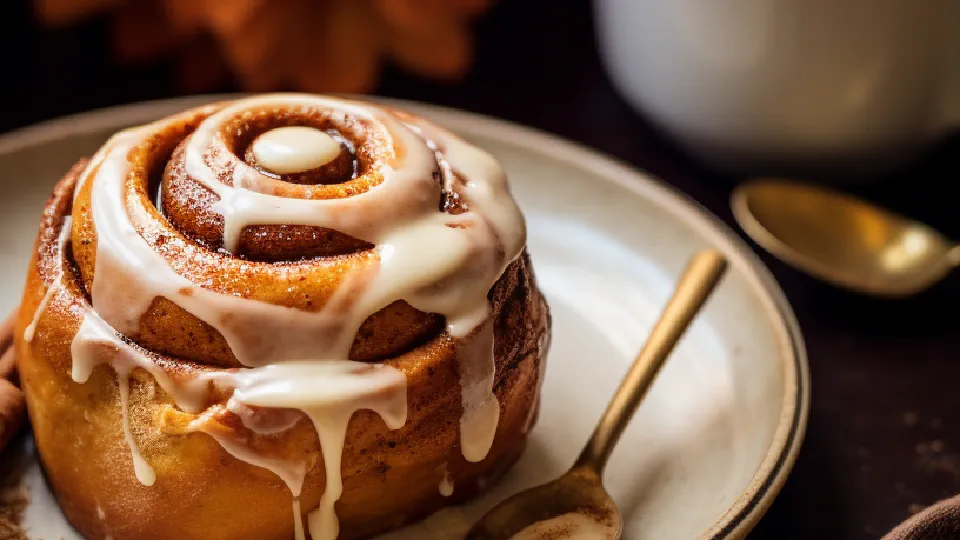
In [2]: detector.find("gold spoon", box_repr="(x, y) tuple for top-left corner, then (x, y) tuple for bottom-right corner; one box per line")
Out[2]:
(465, 249), (728, 540)
(731, 178), (960, 297)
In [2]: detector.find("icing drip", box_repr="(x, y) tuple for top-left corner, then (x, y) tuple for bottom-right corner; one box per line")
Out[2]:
(198, 363), (407, 540)
(293, 499), (305, 540)
(116, 368), (156, 486)
(438, 463), (454, 497)
(458, 320), (500, 462)
(186, 413), (309, 540)
(251, 126), (342, 174)
(186, 415), (308, 495)
(24, 216), (73, 342)
(71, 312), (208, 412)
(71, 314), (161, 486)
(70, 312), (214, 486)
(72, 311), (406, 540)
(60, 94), (526, 539)
(205, 362), (407, 540)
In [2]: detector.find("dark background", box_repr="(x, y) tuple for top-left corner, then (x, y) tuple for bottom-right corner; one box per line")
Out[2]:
(2, 1), (959, 538)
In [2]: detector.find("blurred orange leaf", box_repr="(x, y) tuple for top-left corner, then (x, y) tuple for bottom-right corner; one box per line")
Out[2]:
(33, 0), (495, 94)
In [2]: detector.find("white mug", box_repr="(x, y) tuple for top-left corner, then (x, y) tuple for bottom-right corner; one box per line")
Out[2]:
(595, 0), (960, 177)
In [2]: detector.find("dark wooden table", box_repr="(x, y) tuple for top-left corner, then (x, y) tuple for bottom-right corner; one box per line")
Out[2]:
(2, 1), (958, 538)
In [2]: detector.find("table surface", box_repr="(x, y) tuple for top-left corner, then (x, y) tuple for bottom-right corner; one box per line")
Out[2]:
(2, 1), (959, 538)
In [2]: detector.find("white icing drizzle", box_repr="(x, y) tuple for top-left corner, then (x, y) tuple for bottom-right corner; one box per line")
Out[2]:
(458, 320), (500, 463)
(293, 498), (305, 540)
(83, 129), (378, 367)
(251, 126), (342, 174)
(201, 362), (407, 540)
(71, 312), (208, 412)
(71, 312), (405, 540)
(54, 94), (526, 540)
(117, 367), (156, 486)
(438, 463), (454, 497)
(71, 314), (157, 486)
(24, 216), (73, 342)
(186, 411), (308, 495)
(70, 312), (215, 487)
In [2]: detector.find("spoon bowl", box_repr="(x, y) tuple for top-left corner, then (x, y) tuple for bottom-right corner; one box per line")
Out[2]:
(732, 179), (960, 296)
(464, 467), (621, 540)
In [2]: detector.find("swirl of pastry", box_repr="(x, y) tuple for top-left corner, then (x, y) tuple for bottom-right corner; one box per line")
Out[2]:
(15, 94), (551, 540)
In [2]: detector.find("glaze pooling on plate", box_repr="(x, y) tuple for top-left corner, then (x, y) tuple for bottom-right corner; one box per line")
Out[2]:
(24, 94), (528, 540)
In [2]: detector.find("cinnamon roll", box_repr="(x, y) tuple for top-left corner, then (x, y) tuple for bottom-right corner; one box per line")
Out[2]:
(14, 94), (551, 540)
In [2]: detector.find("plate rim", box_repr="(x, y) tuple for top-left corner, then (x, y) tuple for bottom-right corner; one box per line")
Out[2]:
(0, 94), (809, 539)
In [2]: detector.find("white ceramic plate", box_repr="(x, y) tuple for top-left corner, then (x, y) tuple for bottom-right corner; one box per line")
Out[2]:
(0, 96), (809, 540)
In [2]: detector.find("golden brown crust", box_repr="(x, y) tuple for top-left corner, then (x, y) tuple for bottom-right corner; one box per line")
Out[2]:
(16, 99), (551, 540)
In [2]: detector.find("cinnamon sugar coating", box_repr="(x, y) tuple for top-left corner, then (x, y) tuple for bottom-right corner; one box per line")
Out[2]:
(15, 97), (551, 540)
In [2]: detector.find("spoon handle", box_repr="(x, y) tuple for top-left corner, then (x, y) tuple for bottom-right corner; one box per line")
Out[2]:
(573, 249), (728, 475)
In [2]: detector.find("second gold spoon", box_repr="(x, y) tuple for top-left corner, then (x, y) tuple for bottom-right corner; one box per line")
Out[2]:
(732, 178), (960, 297)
